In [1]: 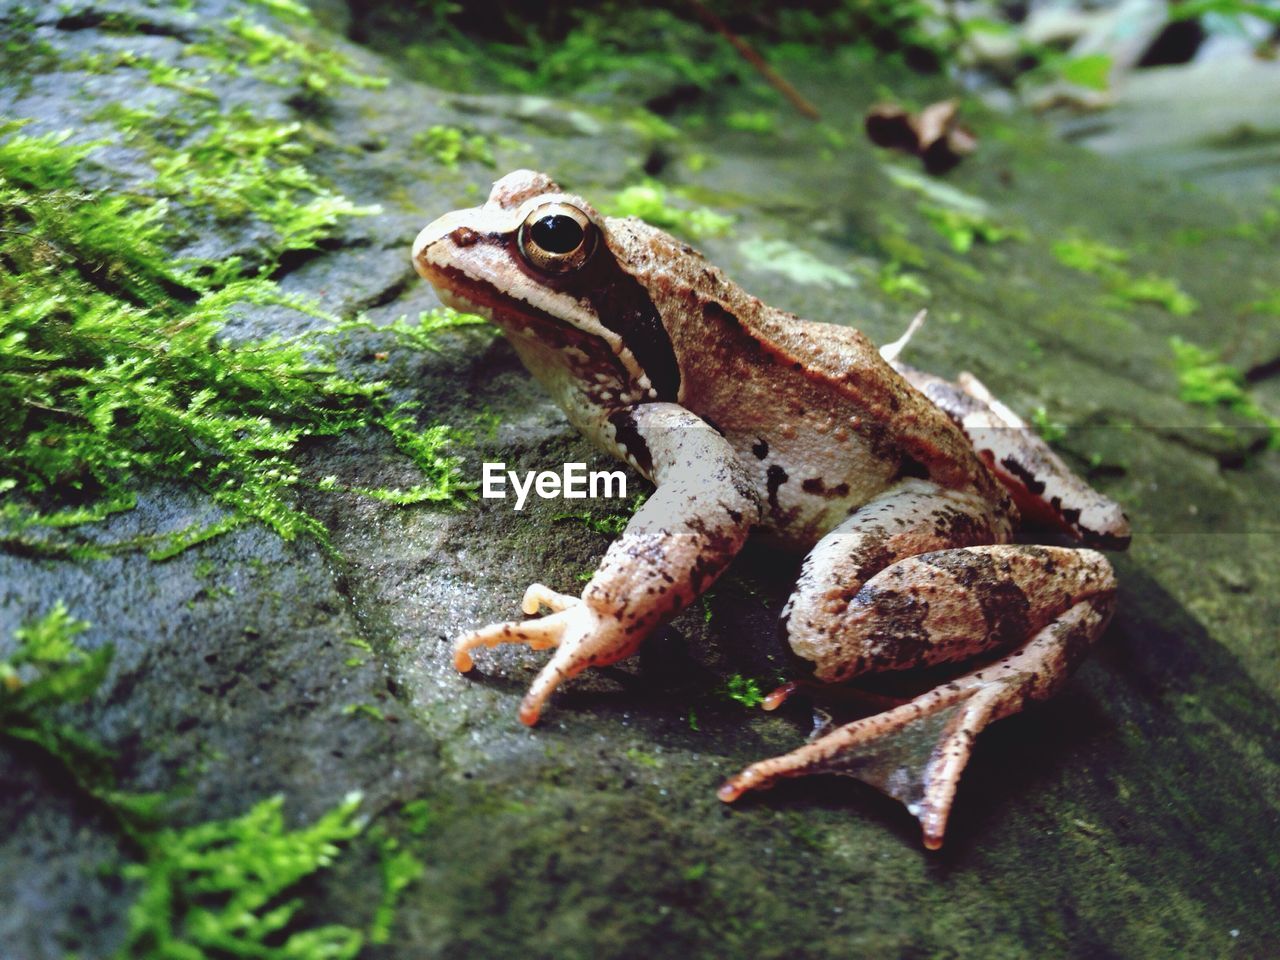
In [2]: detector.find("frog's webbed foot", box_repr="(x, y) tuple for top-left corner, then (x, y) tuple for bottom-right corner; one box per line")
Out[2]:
(720, 592), (1114, 850)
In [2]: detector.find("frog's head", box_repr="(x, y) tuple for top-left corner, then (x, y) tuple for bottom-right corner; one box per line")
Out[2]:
(413, 170), (681, 402)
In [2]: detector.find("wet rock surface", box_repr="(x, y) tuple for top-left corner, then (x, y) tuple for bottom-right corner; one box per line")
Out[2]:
(2, 2), (1278, 957)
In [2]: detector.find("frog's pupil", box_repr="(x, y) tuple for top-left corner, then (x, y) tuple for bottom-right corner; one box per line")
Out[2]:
(530, 214), (583, 254)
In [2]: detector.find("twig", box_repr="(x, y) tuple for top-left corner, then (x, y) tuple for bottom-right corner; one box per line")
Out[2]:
(686, 0), (820, 121)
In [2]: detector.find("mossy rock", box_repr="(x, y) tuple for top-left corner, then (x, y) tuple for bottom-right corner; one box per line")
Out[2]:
(1, 2), (1277, 958)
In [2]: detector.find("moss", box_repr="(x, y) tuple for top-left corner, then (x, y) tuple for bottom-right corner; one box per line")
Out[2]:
(1170, 336), (1279, 447)
(428, 7), (740, 96)
(188, 13), (386, 94)
(920, 203), (1018, 253)
(625, 747), (662, 768)
(1244, 287), (1280, 317)
(4, 606), (406, 958)
(724, 110), (778, 135)
(0, 10), (472, 562)
(1110, 273), (1198, 315)
(1052, 235), (1198, 316)
(875, 215), (929, 269)
(554, 492), (648, 536)
(1029, 406), (1067, 444)
(877, 261), (929, 303)
(120, 793), (368, 960)
(604, 180), (734, 239)
(722, 674), (765, 709)
(342, 703), (387, 721)
(412, 124), (496, 169)
(369, 832), (424, 945)
(1, 604), (116, 798)
(401, 799), (434, 837)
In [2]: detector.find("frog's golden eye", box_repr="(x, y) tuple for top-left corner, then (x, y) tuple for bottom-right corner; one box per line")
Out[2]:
(518, 203), (596, 273)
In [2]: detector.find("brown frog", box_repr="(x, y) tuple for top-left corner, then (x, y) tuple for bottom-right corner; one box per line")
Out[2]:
(412, 170), (1129, 849)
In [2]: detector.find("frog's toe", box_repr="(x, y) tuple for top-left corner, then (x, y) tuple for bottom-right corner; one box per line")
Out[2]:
(453, 614), (567, 673)
(517, 602), (646, 727)
(521, 582), (581, 615)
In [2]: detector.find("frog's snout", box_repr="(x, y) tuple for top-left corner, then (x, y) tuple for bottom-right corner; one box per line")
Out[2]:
(410, 214), (456, 280)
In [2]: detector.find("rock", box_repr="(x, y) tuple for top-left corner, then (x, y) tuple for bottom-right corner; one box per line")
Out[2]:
(1, 3), (1277, 959)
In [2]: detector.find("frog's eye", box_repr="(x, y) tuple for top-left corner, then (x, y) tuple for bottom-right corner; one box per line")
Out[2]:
(518, 203), (596, 273)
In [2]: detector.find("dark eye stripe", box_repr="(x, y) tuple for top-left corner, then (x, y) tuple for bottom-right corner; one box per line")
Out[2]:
(584, 254), (681, 402)
(471, 212), (681, 403)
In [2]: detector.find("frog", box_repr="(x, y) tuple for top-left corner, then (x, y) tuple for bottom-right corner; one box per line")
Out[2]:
(412, 170), (1130, 850)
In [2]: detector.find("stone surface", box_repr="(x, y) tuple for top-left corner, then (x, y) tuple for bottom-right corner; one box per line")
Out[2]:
(1, 3), (1277, 958)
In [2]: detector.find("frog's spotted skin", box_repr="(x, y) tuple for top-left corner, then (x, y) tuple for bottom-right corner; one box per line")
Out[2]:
(413, 171), (1131, 849)
(781, 477), (1015, 683)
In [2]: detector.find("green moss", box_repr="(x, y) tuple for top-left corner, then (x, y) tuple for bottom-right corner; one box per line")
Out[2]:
(120, 793), (368, 960)
(1170, 337), (1279, 447)
(876, 216), (928, 269)
(2, 602), (108, 758)
(413, 125), (496, 169)
(1056, 52), (1113, 90)
(401, 799), (434, 836)
(189, 13), (386, 93)
(878, 261), (932, 300)
(919, 203), (1018, 254)
(1244, 288), (1280, 317)
(723, 674), (765, 709)
(370, 833), (424, 945)
(0, 13), (471, 562)
(475, 8), (738, 95)
(623, 109), (681, 144)
(682, 862), (708, 881)
(4, 606), (402, 957)
(342, 703), (386, 721)
(1167, 0), (1280, 28)
(1030, 406), (1067, 444)
(246, 0), (314, 21)
(1053, 235), (1197, 316)
(724, 110), (777, 135)
(625, 747), (662, 768)
(604, 180), (734, 240)
(1110, 273), (1198, 315)
(554, 492), (648, 536)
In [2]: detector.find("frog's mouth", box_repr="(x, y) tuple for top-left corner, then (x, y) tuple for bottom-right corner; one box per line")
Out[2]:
(414, 242), (608, 358)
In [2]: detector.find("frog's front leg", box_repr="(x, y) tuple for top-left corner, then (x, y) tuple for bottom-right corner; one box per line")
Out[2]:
(721, 544), (1116, 850)
(454, 402), (761, 726)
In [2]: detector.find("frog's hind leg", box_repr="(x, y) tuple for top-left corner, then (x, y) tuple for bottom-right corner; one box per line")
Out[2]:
(782, 477), (1014, 685)
(723, 545), (1116, 850)
(889, 357), (1130, 550)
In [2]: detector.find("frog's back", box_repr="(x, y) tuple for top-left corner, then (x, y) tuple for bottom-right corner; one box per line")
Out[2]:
(609, 216), (1010, 535)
